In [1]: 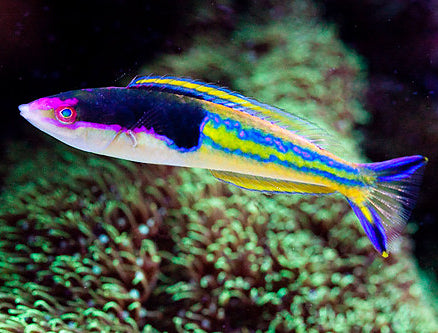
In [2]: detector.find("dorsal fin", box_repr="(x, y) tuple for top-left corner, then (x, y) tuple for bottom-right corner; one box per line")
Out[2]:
(127, 75), (336, 150)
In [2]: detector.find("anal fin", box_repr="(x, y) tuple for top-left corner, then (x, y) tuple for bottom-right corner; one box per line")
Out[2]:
(210, 170), (334, 195)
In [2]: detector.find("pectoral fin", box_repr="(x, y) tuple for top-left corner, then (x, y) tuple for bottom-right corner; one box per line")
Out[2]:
(210, 170), (334, 195)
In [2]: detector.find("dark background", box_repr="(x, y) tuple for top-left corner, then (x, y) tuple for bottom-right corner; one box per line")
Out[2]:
(1, 0), (437, 276)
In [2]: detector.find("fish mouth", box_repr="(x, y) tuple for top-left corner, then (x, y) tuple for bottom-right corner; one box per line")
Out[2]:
(19, 103), (42, 129)
(18, 104), (31, 118)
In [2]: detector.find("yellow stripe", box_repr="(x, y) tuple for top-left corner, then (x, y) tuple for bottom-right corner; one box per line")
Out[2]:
(202, 121), (359, 194)
(136, 78), (268, 112)
(211, 170), (334, 194)
(136, 77), (367, 196)
(360, 206), (373, 222)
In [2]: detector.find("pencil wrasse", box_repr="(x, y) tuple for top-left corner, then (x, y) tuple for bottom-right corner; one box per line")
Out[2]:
(19, 76), (428, 257)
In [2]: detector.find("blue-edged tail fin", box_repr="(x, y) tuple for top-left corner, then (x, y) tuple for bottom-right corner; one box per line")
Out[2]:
(349, 155), (428, 257)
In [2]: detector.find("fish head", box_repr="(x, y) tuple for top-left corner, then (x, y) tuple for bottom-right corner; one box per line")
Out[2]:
(19, 89), (122, 153)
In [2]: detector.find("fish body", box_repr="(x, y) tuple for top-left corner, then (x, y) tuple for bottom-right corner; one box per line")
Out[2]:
(19, 76), (428, 257)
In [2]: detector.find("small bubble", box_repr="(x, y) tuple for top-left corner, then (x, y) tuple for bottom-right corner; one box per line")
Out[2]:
(99, 234), (109, 244)
(138, 225), (149, 235)
(118, 218), (126, 226)
(201, 319), (211, 329)
(146, 218), (154, 227)
(135, 271), (144, 281)
(139, 308), (147, 318)
(92, 266), (102, 275)
(129, 289), (140, 299)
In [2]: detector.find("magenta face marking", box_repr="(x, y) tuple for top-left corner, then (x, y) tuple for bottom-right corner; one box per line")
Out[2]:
(44, 117), (122, 132)
(30, 97), (79, 111)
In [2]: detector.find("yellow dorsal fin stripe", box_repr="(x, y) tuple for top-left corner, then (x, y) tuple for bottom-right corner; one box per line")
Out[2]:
(128, 76), (339, 152)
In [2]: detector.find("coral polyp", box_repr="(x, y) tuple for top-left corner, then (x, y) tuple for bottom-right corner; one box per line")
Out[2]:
(1, 0), (437, 331)
(0, 144), (175, 332)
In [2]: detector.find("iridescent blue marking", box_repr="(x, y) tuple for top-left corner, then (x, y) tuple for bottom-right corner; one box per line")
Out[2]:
(204, 114), (359, 175)
(202, 136), (363, 187)
(128, 76), (276, 115)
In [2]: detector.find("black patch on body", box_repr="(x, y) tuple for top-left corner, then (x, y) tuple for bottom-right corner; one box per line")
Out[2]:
(55, 88), (207, 150)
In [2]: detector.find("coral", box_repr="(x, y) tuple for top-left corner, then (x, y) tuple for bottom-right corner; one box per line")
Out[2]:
(1, 0), (437, 332)
(150, 168), (438, 332)
(0, 141), (176, 332)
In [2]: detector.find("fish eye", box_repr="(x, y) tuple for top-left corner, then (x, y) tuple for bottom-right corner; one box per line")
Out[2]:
(55, 106), (77, 124)
(61, 108), (72, 117)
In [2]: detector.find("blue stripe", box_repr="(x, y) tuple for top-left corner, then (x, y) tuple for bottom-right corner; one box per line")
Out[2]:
(202, 136), (363, 187)
(364, 155), (427, 182)
(128, 76), (282, 115)
(347, 200), (387, 254)
(206, 115), (359, 176)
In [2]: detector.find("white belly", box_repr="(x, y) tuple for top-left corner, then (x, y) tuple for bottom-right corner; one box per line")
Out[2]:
(100, 130), (320, 186)
(102, 131), (207, 168)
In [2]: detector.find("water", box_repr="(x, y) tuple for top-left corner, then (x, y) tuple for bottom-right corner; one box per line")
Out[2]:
(1, 1), (437, 331)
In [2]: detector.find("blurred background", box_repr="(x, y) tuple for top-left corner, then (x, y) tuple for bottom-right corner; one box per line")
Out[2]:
(1, 0), (437, 291)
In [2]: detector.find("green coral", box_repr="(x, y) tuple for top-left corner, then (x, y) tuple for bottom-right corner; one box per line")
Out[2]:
(1, 0), (437, 332)
(0, 143), (173, 332)
(154, 168), (437, 332)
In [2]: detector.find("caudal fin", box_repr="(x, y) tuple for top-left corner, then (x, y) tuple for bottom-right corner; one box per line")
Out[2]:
(348, 155), (428, 257)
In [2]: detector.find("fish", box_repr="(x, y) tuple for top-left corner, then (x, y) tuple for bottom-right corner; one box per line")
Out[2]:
(19, 75), (428, 257)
